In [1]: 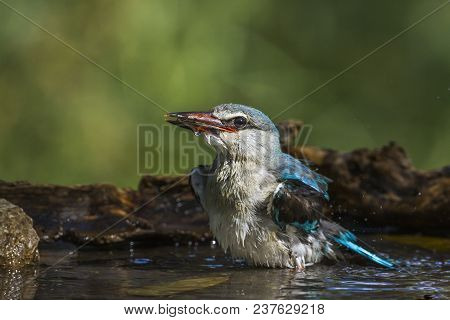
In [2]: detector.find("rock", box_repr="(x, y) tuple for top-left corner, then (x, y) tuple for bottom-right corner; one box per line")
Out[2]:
(0, 199), (40, 268)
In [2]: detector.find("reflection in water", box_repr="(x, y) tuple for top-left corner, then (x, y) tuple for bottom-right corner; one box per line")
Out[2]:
(0, 236), (449, 299)
(0, 267), (38, 299)
(282, 263), (449, 299)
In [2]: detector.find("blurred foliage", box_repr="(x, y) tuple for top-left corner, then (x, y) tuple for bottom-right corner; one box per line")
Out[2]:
(0, 0), (449, 187)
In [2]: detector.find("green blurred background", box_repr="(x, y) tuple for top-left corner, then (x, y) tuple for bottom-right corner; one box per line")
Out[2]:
(0, 0), (449, 187)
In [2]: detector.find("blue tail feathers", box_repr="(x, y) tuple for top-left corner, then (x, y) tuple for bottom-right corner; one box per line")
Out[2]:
(334, 231), (395, 269)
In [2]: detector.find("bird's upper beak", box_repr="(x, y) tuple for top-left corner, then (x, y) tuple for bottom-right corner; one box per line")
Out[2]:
(165, 111), (237, 133)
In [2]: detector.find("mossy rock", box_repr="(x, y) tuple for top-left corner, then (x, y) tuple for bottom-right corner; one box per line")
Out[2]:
(0, 199), (39, 268)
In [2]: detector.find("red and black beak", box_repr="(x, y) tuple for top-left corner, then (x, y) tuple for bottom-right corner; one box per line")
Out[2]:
(165, 111), (237, 133)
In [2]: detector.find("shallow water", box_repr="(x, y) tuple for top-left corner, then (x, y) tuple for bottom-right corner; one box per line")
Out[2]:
(1, 235), (449, 299)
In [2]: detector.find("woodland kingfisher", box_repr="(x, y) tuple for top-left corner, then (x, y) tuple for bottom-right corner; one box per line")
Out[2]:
(166, 103), (394, 270)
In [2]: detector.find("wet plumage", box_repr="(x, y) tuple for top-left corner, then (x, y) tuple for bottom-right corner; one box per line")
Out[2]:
(167, 103), (394, 269)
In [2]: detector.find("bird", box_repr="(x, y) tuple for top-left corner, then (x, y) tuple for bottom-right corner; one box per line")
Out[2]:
(165, 103), (394, 270)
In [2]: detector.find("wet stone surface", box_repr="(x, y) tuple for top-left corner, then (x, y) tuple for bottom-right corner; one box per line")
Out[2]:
(0, 199), (40, 268)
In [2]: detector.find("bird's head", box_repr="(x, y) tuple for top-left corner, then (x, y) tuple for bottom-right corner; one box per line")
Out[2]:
(166, 104), (281, 163)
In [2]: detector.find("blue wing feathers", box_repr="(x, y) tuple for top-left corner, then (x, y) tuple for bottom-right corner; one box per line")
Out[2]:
(334, 231), (395, 269)
(278, 154), (330, 200)
(291, 220), (319, 233)
(274, 153), (394, 269)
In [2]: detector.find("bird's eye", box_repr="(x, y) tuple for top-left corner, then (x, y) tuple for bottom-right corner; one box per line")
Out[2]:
(233, 116), (247, 129)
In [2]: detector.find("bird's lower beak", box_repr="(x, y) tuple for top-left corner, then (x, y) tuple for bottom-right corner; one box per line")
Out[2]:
(165, 112), (236, 133)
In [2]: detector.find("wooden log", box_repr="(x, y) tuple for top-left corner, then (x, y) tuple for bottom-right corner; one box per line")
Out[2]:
(280, 121), (449, 233)
(0, 121), (448, 245)
(0, 176), (210, 245)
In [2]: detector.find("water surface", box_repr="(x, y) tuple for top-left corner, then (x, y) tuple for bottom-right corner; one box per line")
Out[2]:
(1, 235), (449, 299)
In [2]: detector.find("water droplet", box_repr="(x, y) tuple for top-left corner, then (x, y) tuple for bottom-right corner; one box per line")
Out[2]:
(201, 264), (224, 269)
(129, 241), (135, 258)
(132, 258), (152, 265)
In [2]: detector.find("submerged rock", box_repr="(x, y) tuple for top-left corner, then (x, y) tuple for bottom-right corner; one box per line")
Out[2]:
(0, 199), (39, 268)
